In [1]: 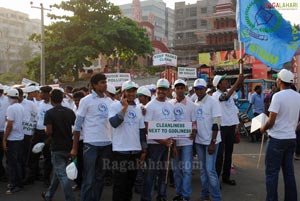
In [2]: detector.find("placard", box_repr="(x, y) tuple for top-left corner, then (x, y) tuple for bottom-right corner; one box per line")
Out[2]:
(178, 67), (197, 78)
(153, 53), (177, 67)
(147, 121), (192, 139)
(105, 73), (131, 87)
(22, 78), (39, 86)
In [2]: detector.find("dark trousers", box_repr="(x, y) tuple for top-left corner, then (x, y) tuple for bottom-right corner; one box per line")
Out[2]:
(23, 135), (33, 179)
(6, 140), (24, 188)
(0, 131), (6, 177)
(112, 151), (140, 201)
(27, 129), (52, 182)
(74, 140), (83, 188)
(216, 125), (236, 180)
(295, 131), (300, 155)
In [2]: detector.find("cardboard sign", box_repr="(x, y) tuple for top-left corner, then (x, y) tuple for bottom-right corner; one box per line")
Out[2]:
(105, 73), (131, 87)
(178, 67), (197, 78)
(153, 53), (177, 67)
(147, 121), (192, 139)
(251, 113), (268, 133)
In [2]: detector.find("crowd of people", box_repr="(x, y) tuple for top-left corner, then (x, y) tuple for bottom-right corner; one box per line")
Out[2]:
(0, 68), (299, 201)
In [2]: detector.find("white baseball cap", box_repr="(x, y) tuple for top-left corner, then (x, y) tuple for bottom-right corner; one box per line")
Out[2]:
(156, 78), (170, 89)
(6, 88), (19, 97)
(174, 79), (187, 87)
(0, 84), (4, 90)
(122, 80), (138, 91)
(193, 79), (207, 89)
(32, 142), (45, 153)
(277, 69), (294, 83)
(213, 74), (227, 87)
(107, 83), (116, 95)
(24, 86), (37, 93)
(137, 86), (151, 97)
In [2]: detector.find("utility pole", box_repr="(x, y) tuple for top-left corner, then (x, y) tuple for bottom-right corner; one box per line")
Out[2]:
(30, 2), (51, 85)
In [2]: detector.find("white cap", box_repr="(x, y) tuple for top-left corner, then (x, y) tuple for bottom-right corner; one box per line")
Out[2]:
(32, 142), (45, 153)
(156, 78), (170, 89)
(188, 86), (193, 91)
(137, 86), (151, 97)
(122, 80), (138, 91)
(58, 88), (65, 93)
(0, 84), (4, 90)
(213, 74), (227, 87)
(174, 79), (187, 87)
(206, 88), (212, 94)
(193, 79), (207, 89)
(107, 83), (116, 95)
(277, 69), (294, 83)
(24, 86), (37, 93)
(6, 88), (19, 97)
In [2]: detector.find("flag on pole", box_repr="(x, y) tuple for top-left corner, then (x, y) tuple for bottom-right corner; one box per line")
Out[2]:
(236, 0), (300, 69)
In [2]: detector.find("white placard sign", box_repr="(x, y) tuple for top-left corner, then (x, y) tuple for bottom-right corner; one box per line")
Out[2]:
(147, 121), (192, 139)
(105, 73), (131, 87)
(22, 78), (39, 86)
(178, 67), (197, 78)
(153, 53), (177, 67)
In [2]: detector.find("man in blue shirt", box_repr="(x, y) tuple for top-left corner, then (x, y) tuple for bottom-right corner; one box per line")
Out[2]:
(246, 85), (264, 117)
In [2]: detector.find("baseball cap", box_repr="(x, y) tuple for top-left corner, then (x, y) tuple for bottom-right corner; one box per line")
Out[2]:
(193, 79), (207, 89)
(24, 86), (37, 93)
(107, 83), (116, 95)
(6, 88), (19, 98)
(137, 86), (151, 97)
(277, 69), (294, 83)
(156, 78), (170, 89)
(122, 80), (138, 91)
(213, 74), (227, 87)
(174, 79), (187, 87)
(0, 84), (4, 90)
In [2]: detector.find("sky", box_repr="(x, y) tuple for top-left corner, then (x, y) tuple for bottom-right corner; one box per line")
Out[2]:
(0, 0), (299, 25)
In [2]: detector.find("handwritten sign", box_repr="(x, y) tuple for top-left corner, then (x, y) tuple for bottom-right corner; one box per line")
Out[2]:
(153, 53), (177, 67)
(178, 67), (197, 78)
(147, 121), (192, 139)
(105, 73), (131, 87)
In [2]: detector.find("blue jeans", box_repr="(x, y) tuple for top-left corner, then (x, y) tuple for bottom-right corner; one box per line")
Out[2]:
(80, 143), (112, 201)
(195, 143), (221, 201)
(45, 151), (75, 201)
(141, 144), (168, 201)
(265, 137), (297, 201)
(171, 145), (193, 200)
(6, 140), (23, 188)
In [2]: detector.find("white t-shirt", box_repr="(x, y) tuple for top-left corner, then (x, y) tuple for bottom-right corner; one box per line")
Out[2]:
(195, 95), (222, 145)
(76, 91), (113, 143)
(62, 98), (75, 110)
(0, 95), (10, 131)
(36, 100), (53, 130)
(170, 98), (196, 146)
(21, 99), (38, 136)
(268, 89), (300, 139)
(212, 90), (239, 126)
(109, 102), (145, 151)
(145, 98), (175, 144)
(6, 103), (25, 141)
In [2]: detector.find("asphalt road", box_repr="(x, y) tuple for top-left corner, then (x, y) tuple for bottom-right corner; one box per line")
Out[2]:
(0, 136), (299, 201)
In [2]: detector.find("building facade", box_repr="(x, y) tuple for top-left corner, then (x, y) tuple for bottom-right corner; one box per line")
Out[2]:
(119, 0), (174, 48)
(0, 7), (40, 73)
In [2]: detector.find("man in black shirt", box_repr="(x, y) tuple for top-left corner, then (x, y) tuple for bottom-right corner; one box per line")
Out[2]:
(42, 89), (76, 201)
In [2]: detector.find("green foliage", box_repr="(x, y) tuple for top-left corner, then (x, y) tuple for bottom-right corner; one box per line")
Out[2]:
(0, 73), (22, 85)
(25, 0), (153, 83)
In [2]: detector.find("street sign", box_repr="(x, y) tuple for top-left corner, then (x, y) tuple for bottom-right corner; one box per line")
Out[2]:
(178, 67), (197, 78)
(153, 53), (177, 67)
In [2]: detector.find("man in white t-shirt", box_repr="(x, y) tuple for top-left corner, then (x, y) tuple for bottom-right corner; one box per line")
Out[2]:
(194, 79), (222, 201)
(170, 79), (196, 201)
(0, 85), (10, 181)
(109, 81), (146, 201)
(71, 73), (113, 201)
(212, 74), (243, 186)
(260, 69), (300, 201)
(141, 78), (175, 201)
(2, 88), (24, 194)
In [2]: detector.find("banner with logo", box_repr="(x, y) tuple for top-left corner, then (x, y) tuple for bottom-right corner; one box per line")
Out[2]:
(105, 73), (131, 87)
(178, 67), (197, 78)
(236, 0), (300, 69)
(153, 53), (177, 67)
(147, 121), (192, 139)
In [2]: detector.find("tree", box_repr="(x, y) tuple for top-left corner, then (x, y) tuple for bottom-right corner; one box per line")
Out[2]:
(26, 0), (153, 83)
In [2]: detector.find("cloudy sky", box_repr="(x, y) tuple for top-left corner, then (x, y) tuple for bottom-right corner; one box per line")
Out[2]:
(0, 0), (299, 25)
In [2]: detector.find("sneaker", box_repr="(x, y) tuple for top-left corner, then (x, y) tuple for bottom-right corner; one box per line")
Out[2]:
(173, 194), (182, 201)
(42, 192), (52, 201)
(6, 186), (22, 194)
(294, 154), (300, 160)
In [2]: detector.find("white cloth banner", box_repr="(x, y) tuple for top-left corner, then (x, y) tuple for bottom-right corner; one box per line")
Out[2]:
(147, 121), (192, 139)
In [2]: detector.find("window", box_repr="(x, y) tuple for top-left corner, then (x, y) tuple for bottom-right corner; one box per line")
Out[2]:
(201, 20), (207, 26)
(201, 7), (207, 14)
(176, 20), (183, 28)
(186, 19), (197, 29)
(190, 7), (197, 17)
(176, 9), (183, 16)
(186, 32), (196, 39)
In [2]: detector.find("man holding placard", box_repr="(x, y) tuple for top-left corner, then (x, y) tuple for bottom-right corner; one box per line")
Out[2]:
(194, 79), (222, 201)
(141, 78), (175, 201)
(170, 79), (196, 201)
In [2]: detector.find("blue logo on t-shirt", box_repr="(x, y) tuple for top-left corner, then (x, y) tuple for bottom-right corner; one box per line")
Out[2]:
(98, 103), (108, 112)
(162, 108), (170, 116)
(196, 108), (204, 120)
(174, 107), (183, 116)
(127, 110), (137, 119)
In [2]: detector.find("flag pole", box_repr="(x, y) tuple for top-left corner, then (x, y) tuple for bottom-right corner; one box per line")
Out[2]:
(165, 144), (172, 184)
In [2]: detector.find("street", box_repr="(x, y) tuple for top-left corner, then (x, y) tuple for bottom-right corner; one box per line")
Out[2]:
(0, 136), (299, 201)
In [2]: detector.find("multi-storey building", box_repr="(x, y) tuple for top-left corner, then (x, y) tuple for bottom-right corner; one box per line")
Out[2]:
(174, 0), (237, 66)
(119, 0), (174, 48)
(0, 7), (40, 73)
